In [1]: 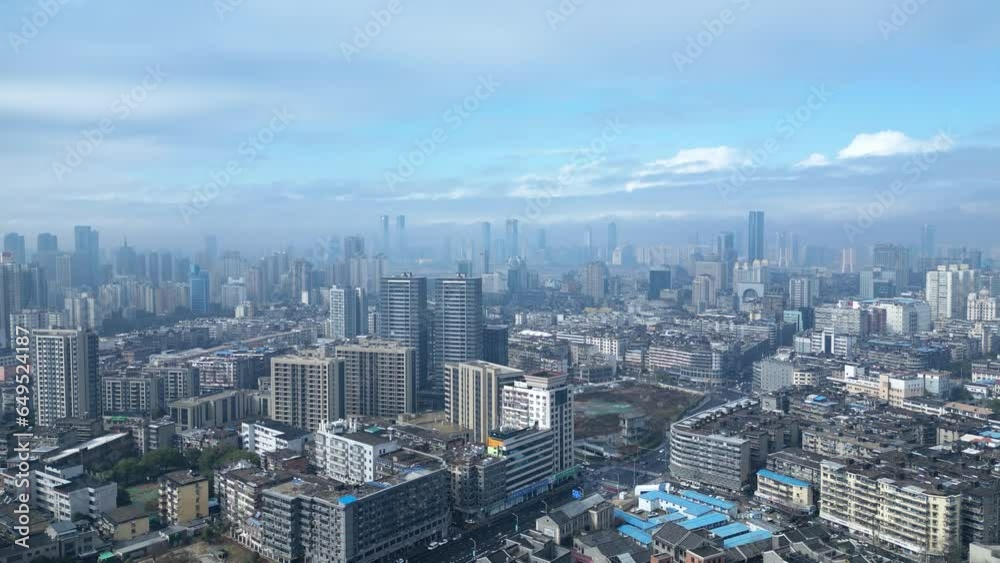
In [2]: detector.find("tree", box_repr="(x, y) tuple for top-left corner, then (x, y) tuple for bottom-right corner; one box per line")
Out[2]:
(117, 487), (132, 506)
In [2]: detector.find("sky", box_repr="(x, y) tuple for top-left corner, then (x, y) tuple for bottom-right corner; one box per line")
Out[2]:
(2, 0), (1000, 251)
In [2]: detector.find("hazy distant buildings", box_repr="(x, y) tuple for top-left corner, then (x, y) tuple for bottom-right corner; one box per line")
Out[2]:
(648, 268), (671, 300)
(583, 261), (608, 304)
(747, 211), (765, 262)
(189, 264), (209, 314)
(968, 289), (998, 321)
(926, 264), (976, 322)
(788, 277), (814, 309)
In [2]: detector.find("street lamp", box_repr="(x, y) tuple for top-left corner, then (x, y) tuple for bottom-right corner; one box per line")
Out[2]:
(541, 500), (549, 514)
(470, 537), (477, 558)
(512, 512), (519, 533)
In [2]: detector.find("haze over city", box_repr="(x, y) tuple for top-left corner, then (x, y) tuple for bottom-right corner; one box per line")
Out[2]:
(4, 2), (1000, 563)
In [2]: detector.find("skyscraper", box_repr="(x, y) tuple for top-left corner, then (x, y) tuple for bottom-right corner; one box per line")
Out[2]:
(788, 277), (814, 308)
(270, 352), (345, 432)
(0, 258), (46, 348)
(583, 261), (608, 303)
(395, 215), (406, 256)
(505, 219), (519, 260)
(378, 273), (429, 394)
(747, 211), (765, 262)
(189, 264), (209, 314)
(648, 268), (672, 300)
(483, 324), (509, 365)
(444, 361), (523, 442)
(606, 222), (618, 260)
(584, 226), (593, 260)
(921, 224), (936, 261)
(380, 214), (391, 253)
(73, 225), (100, 287)
(433, 276), (483, 386)
(3, 233), (26, 264)
(926, 264), (976, 322)
(479, 221), (492, 274)
(33, 328), (100, 426)
(872, 243), (910, 292)
(329, 286), (364, 339)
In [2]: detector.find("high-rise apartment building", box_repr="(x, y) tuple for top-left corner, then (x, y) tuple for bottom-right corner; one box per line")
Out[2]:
(433, 276), (483, 388)
(788, 277), (813, 309)
(270, 352), (345, 432)
(872, 243), (910, 292)
(648, 268), (671, 300)
(335, 339), (415, 417)
(189, 264), (209, 314)
(483, 324), (509, 365)
(33, 329), (100, 426)
(606, 222), (618, 260)
(378, 273), (428, 392)
(926, 264), (976, 322)
(329, 286), (364, 339)
(747, 211), (765, 262)
(505, 219), (519, 260)
(583, 261), (608, 304)
(2, 233), (26, 264)
(501, 371), (574, 475)
(444, 361), (523, 442)
(73, 225), (100, 287)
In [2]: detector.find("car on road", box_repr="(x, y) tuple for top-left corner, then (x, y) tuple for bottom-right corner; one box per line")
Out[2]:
(428, 542), (439, 550)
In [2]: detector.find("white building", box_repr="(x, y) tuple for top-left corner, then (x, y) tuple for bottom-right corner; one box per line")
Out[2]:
(968, 289), (998, 321)
(872, 298), (931, 335)
(33, 329), (100, 427)
(313, 421), (400, 484)
(32, 465), (117, 522)
(241, 419), (311, 457)
(501, 371), (574, 476)
(926, 264), (976, 321)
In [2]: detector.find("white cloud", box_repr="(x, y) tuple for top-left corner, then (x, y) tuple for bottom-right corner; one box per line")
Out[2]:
(636, 146), (749, 176)
(794, 153), (831, 168)
(836, 130), (955, 159)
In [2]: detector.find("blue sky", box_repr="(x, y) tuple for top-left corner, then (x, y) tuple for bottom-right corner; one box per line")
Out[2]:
(2, 0), (999, 249)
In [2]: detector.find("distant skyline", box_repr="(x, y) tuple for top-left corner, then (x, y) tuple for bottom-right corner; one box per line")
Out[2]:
(3, 1), (1000, 248)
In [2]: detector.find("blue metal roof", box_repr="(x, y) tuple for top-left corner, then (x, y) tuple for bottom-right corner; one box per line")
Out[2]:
(639, 491), (713, 517)
(678, 512), (728, 531)
(614, 510), (660, 531)
(679, 490), (736, 510)
(723, 529), (773, 548)
(618, 525), (653, 546)
(758, 469), (810, 488)
(711, 523), (750, 538)
(651, 512), (688, 524)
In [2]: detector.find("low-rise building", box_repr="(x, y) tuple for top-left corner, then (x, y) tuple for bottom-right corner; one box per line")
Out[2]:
(534, 494), (614, 544)
(754, 469), (815, 515)
(159, 470), (209, 525)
